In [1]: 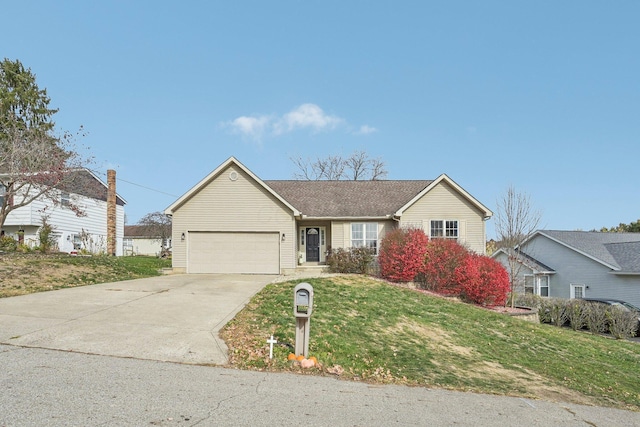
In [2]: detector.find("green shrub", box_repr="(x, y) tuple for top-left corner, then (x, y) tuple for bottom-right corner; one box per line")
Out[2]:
(566, 299), (588, 331)
(584, 302), (608, 335)
(0, 235), (17, 252)
(511, 293), (543, 309)
(37, 216), (58, 253)
(326, 247), (375, 274)
(606, 307), (639, 339)
(539, 298), (568, 326)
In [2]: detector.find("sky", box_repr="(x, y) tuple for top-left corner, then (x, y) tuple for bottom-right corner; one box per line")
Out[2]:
(3, 1), (639, 239)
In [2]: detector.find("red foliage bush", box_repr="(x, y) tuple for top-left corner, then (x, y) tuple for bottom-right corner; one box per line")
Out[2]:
(378, 228), (429, 282)
(454, 254), (510, 306)
(419, 239), (470, 295)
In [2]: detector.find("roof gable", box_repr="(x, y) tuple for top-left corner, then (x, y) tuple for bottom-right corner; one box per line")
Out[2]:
(164, 157), (299, 215)
(492, 247), (556, 274)
(394, 174), (493, 219)
(533, 230), (640, 272)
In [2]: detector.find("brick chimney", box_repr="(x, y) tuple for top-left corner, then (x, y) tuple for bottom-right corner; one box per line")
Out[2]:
(107, 169), (116, 256)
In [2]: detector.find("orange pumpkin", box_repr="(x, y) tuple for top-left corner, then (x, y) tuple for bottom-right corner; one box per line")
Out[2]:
(287, 353), (297, 361)
(296, 354), (305, 362)
(308, 356), (318, 365)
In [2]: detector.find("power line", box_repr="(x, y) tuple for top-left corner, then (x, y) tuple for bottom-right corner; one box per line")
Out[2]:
(90, 169), (179, 198)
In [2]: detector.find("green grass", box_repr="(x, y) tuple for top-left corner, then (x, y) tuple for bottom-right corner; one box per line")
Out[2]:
(221, 276), (640, 411)
(0, 254), (171, 297)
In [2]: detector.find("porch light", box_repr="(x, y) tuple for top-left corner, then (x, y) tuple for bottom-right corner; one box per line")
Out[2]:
(181, 232), (185, 241)
(281, 233), (286, 242)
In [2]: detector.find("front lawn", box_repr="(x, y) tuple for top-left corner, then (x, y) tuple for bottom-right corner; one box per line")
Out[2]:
(221, 275), (640, 411)
(0, 253), (171, 298)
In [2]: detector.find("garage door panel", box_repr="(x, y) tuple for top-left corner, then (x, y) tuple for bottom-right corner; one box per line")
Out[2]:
(188, 232), (280, 274)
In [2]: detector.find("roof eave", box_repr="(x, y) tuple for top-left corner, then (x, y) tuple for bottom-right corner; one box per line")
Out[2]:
(299, 215), (393, 221)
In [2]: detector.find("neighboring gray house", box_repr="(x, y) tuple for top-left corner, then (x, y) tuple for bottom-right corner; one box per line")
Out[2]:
(164, 157), (493, 275)
(493, 230), (640, 307)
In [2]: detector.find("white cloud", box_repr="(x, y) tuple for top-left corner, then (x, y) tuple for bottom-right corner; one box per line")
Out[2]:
(274, 103), (344, 135)
(354, 125), (378, 135)
(224, 103), (374, 141)
(227, 115), (271, 140)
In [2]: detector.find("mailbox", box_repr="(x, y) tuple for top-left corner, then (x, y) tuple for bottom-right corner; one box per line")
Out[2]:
(293, 282), (314, 358)
(294, 283), (313, 318)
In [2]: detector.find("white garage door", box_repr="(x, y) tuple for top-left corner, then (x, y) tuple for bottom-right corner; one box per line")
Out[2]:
(188, 232), (280, 274)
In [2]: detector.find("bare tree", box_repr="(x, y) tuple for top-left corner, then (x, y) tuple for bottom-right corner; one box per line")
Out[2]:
(494, 186), (542, 307)
(291, 150), (387, 181)
(138, 211), (172, 253)
(316, 154), (346, 180)
(0, 119), (91, 229)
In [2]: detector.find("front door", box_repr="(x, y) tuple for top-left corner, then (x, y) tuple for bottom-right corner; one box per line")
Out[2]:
(306, 228), (320, 262)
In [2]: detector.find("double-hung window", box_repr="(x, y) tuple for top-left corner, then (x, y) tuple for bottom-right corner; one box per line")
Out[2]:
(351, 223), (378, 254)
(525, 274), (549, 297)
(430, 220), (458, 240)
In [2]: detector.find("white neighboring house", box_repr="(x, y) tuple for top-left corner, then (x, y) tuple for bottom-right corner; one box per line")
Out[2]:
(123, 225), (171, 257)
(0, 169), (126, 255)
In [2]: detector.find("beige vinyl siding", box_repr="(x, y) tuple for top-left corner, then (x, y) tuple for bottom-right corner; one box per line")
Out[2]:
(171, 164), (296, 272)
(400, 181), (487, 254)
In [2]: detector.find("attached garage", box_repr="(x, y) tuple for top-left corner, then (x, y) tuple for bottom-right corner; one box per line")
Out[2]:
(187, 231), (280, 274)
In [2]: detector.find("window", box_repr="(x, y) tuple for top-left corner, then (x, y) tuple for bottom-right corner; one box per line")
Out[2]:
(320, 228), (325, 246)
(430, 220), (458, 240)
(525, 274), (549, 297)
(300, 229), (305, 246)
(524, 275), (534, 294)
(351, 223), (378, 254)
(61, 191), (70, 208)
(570, 284), (585, 299)
(539, 276), (549, 297)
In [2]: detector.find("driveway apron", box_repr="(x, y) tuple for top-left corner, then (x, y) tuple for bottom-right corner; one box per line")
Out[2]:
(0, 274), (273, 365)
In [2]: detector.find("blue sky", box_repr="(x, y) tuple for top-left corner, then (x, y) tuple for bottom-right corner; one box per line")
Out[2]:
(4, 1), (639, 238)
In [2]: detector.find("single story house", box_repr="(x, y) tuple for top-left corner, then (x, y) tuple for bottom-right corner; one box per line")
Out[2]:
(164, 157), (493, 275)
(123, 225), (171, 256)
(493, 230), (640, 307)
(1, 169), (126, 255)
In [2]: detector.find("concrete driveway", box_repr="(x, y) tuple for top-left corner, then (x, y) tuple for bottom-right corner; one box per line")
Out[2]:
(0, 274), (274, 365)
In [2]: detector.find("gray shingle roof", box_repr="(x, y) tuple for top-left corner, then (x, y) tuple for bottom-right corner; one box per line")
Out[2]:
(540, 230), (640, 271)
(264, 180), (432, 217)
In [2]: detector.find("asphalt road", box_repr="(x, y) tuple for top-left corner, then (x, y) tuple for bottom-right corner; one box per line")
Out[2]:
(2, 344), (638, 427)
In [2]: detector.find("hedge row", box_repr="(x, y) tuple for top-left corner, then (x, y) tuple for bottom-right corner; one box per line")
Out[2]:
(512, 294), (639, 339)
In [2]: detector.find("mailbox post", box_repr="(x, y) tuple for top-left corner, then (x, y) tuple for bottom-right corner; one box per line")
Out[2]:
(293, 282), (314, 358)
